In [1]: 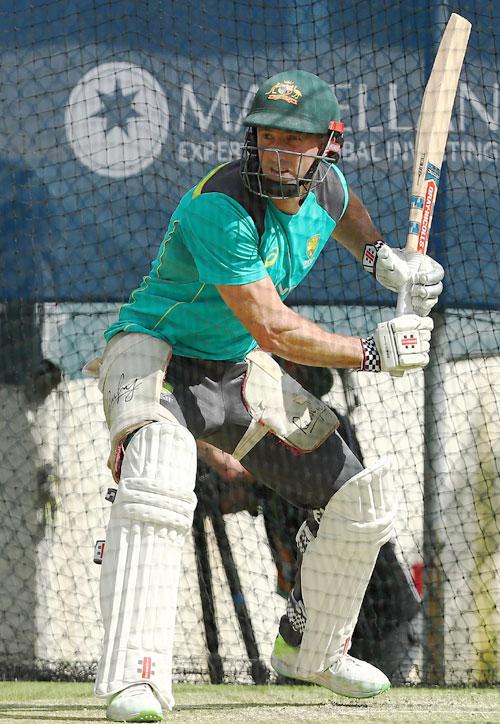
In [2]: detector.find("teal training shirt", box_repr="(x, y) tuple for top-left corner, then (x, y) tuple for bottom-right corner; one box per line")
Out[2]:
(105, 160), (349, 361)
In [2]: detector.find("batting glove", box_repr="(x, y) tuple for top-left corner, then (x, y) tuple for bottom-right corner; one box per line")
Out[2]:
(363, 241), (444, 316)
(360, 314), (434, 376)
(409, 254), (444, 316)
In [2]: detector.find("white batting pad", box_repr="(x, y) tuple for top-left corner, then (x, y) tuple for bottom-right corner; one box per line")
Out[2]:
(94, 421), (197, 710)
(295, 457), (396, 676)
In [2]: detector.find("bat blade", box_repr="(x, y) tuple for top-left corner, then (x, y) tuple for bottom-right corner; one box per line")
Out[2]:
(397, 13), (471, 315)
(407, 14), (471, 255)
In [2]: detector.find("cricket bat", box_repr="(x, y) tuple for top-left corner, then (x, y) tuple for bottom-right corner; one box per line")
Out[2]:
(396, 13), (471, 315)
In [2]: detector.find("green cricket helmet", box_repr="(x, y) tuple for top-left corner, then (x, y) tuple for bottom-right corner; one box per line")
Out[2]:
(241, 69), (345, 198)
(244, 69), (341, 134)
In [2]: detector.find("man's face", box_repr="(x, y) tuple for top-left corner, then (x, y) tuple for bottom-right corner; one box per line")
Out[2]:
(256, 127), (327, 186)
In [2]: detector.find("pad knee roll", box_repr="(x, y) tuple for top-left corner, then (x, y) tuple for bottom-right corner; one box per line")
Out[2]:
(117, 421), (197, 531)
(320, 455), (396, 545)
(95, 421), (197, 710)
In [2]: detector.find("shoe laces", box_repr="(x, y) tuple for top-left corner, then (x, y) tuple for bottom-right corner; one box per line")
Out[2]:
(330, 653), (362, 674)
(125, 684), (153, 698)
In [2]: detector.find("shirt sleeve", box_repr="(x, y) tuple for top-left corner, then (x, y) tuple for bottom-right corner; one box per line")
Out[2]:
(311, 161), (349, 223)
(331, 164), (349, 220)
(181, 192), (269, 285)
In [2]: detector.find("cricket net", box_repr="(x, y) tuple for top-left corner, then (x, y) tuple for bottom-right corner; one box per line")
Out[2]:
(0, 0), (498, 686)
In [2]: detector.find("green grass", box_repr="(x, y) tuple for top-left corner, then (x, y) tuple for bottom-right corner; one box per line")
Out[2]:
(0, 682), (498, 723)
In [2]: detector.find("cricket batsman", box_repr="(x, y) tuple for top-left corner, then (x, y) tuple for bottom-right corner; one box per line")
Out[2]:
(86, 69), (443, 721)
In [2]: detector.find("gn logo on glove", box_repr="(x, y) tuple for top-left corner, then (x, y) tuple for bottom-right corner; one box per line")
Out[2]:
(401, 335), (418, 347)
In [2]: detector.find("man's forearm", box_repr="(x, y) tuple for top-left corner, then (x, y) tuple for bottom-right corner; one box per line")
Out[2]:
(334, 189), (383, 261)
(217, 277), (363, 369)
(259, 306), (363, 369)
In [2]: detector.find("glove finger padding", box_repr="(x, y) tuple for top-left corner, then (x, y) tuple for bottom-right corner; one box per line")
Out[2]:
(365, 244), (444, 312)
(373, 245), (412, 293)
(411, 280), (443, 316)
(408, 255), (444, 316)
(414, 254), (445, 284)
(374, 314), (433, 375)
(412, 280), (443, 299)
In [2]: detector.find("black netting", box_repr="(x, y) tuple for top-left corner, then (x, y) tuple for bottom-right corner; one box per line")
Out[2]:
(0, 0), (498, 687)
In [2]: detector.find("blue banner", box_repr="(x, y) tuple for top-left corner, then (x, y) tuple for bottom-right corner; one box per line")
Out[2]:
(0, 0), (497, 309)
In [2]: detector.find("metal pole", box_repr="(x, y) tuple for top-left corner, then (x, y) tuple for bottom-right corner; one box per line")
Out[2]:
(421, 0), (450, 684)
(422, 311), (448, 684)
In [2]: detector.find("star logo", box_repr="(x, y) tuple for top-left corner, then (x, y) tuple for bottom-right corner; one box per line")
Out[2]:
(65, 62), (169, 178)
(92, 82), (142, 135)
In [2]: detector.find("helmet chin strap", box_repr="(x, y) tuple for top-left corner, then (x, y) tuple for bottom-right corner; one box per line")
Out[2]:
(260, 176), (305, 199)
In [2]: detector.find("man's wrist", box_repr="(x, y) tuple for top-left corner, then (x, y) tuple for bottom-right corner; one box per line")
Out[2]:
(362, 239), (385, 275)
(359, 335), (381, 372)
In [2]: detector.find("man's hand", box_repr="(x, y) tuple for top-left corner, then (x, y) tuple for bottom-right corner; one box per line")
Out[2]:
(364, 242), (444, 316)
(409, 254), (444, 316)
(360, 315), (434, 375)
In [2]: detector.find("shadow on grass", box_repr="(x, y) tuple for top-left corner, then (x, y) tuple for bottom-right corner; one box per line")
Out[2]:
(174, 701), (368, 711)
(0, 698), (368, 720)
(0, 703), (103, 722)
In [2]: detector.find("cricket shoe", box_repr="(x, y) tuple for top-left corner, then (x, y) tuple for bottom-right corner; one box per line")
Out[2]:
(271, 635), (390, 699)
(106, 683), (163, 722)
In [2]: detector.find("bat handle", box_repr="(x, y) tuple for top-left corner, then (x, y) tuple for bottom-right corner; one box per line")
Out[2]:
(396, 251), (424, 316)
(396, 280), (413, 316)
(391, 252), (425, 378)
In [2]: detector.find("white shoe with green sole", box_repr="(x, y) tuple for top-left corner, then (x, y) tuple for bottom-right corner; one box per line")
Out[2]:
(106, 683), (163, 722)
(271, 635), (391, 699)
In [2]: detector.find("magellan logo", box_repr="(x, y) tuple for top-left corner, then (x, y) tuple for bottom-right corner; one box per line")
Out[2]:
(306, 234), (320, 258)
(266, 81), (302, 105)
(65, 62), (169, 178)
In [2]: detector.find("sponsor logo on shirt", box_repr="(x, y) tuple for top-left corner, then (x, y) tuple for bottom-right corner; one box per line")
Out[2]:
(264, 245), (279, 267)
(277, 282), (296, 298)
(306, 234), (320, 258)
(303, 234), (320, 268)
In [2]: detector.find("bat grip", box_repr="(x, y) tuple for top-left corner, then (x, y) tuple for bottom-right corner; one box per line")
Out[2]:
(396, 280), (413, 316)
(391, 252), (425, 378)
(396, 252), (424, 316)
